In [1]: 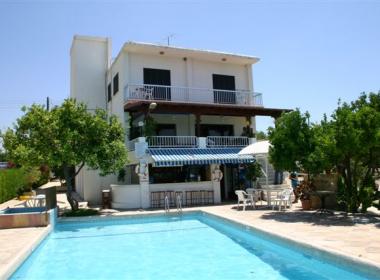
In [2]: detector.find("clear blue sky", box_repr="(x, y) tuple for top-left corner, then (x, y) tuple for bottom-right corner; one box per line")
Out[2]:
(0, 0), (379, 133)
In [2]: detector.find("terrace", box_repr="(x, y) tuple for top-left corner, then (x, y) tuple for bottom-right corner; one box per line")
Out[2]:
(124, 84), (264, 107)
(128, 136), (252, 151)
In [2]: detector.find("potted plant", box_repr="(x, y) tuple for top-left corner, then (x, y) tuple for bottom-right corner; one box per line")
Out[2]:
(245, 162), (263, 188)
(299, 181), (312, 210)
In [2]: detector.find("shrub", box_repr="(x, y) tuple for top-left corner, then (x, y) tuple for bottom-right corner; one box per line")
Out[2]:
(62, 209), (99, 217)
(0, 167), (46, 203)
(0, 168), (28, 203)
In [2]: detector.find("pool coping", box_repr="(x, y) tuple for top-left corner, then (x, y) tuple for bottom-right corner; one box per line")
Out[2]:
(6, 209), (380, 279)
(0, 225), (51, 280)
(201, 210), (380, 279)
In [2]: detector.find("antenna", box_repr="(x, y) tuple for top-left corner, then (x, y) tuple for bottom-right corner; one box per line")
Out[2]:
(164, 34), (176, 46)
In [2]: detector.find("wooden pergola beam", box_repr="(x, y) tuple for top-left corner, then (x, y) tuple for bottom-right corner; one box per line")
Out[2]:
(124, 101), (290, 118)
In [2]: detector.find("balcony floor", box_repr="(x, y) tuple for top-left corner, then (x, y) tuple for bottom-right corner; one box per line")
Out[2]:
(124, 100), (290, 118)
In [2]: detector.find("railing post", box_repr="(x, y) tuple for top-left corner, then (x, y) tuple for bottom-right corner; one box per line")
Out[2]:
(198, 137), (207, 148)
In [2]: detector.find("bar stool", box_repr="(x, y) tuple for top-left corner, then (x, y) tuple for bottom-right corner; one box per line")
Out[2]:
(158, 191), (166, 208)
(150, 192), (162, 208)
(175, 191), (183, 207)
(185, 191), (192, 206)
(207, 190), (214, 204)
(191, 191), (201, 206)
(165, 191), (175, 207)
(200, 190), (206, 205)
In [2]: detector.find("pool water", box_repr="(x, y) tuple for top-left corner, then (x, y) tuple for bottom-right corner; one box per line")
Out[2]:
(11, 213), (377, 280)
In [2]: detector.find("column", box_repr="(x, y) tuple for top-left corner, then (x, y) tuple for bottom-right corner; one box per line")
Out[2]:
(195, 114), (201, 137)
(210, 164), (222, 204)
(137, 159), (150, 208)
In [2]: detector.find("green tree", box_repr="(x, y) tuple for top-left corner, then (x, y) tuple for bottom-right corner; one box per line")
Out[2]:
(268, 92), (380, 213)
(2, 99), (128, 210)
(267, 109), (315, 173)
(245, 162), (264, 184)
(255, 131), (268, 140)
(331, 93), (380, 212)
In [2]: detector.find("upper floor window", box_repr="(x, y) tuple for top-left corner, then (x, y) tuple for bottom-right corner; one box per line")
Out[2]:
(107, 83), (112, 102)
(143, 68), (171, 101)
(113, 73), (119, 95)
(212, 74), (236, 104)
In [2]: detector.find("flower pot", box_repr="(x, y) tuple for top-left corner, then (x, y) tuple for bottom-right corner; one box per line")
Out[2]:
(301, 199), (311, 210)
(310, 195), (321, 209)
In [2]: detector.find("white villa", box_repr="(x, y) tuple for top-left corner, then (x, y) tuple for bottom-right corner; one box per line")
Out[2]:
(70, 35), (287, 209)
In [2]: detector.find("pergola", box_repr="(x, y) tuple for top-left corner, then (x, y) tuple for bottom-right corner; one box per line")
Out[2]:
(124, 100), (291, 136)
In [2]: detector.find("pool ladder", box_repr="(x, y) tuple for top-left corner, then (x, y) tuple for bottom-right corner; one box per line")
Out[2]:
(164, 194), (182, 213)
(164, 195), (170, 212)
(176, 194), (182, 213)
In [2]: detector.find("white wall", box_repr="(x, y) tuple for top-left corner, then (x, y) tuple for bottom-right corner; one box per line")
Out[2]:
(70, 36), (110, 110)
(128, 53), (187, 86)
(111, 184), (141, 209)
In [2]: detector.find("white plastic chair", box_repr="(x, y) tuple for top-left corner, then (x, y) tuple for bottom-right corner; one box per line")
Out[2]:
(246, 188), (261, 204)
(24, 194), (46, 208)
(272, 189), (293, 211)
(235, 190), (255, 211)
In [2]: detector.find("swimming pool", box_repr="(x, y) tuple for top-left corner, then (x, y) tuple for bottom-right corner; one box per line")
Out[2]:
(11, 212), (378, 279)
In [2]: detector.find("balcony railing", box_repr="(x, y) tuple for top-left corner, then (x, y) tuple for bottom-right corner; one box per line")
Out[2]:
(147, 136), (198, 148)
(124, 84), (263, 107)
(206, 136), (249, 147)
(128, 136), (251, 150)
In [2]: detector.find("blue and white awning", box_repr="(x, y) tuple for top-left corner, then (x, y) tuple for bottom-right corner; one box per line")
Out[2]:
(149, 148), (254, 167)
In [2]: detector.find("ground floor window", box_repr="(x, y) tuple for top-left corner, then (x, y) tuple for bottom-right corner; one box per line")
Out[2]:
(149, 165), (209, 184)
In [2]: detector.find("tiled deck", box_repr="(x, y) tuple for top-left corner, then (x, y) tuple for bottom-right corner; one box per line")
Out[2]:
(0, 226), (50, 279)
(1, 198), (379, 278)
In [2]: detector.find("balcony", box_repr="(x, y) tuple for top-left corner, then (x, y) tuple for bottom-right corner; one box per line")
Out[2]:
(124, 84), (263, 107)
(128, 136), (252, 151)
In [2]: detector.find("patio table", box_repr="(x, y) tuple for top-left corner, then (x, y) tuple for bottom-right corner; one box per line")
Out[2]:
(262, 187), (288, 207)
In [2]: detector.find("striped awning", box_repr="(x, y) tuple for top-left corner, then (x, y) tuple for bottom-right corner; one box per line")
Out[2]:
(149, 148), (254, 167)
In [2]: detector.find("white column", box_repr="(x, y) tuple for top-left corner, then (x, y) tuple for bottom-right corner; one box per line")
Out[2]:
(140, 181), (150, 208)
(210, 164), (222, 204)
(137, 158), (150, 208)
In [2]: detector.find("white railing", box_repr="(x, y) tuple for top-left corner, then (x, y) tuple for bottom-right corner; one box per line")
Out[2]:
(129, 136), (251, 149)
(147, 136), (198, 148)
(127, 138), (139, 151)
(206, 136), (249, 147)
(252, 92), (263, 107)
(124, 84), (263, 107)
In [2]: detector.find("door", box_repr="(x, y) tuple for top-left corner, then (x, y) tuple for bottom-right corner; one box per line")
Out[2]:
(212, 74), (236, 104)
(143, 68), (171, 100)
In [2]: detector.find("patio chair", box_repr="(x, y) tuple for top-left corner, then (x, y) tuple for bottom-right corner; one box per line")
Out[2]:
(246, 188), (261, 203)
(235, 190), (255, 211)
(272, 189), (293, 211)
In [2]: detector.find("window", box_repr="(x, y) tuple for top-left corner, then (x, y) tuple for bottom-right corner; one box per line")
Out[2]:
(212, 74), (236, 104)
(113, 73), (119, 95)
(107, 83), (112, 102)
(143, 68), (171, 100)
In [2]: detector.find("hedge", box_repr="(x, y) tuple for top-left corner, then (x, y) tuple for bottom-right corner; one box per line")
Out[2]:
(0, 168), (28, 204)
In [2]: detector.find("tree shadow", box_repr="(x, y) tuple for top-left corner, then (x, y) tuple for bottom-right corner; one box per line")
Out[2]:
(260, 209), (380, 227)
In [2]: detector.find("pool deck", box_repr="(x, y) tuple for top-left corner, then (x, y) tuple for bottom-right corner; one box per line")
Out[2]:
(1, 196), (380, 279)
(0, 226), (50, 280)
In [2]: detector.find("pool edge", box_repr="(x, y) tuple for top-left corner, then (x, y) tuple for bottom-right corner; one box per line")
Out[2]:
(201, 210), (380, 279)
(0, 225), (52, 280)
